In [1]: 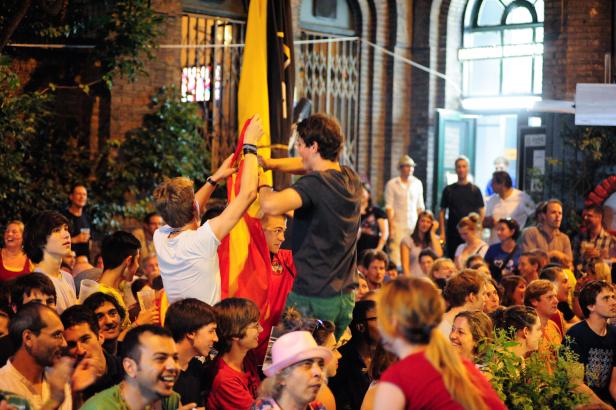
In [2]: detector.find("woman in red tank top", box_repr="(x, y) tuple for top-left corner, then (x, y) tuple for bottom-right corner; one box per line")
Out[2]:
(0, 220), (32, 281)
(373, 277), (506, 410)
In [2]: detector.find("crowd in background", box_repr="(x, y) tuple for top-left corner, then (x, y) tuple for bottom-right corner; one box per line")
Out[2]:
(0, 113), (615, 410)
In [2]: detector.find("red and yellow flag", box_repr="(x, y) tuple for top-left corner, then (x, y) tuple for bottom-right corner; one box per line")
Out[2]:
(218, 0), (272, 318)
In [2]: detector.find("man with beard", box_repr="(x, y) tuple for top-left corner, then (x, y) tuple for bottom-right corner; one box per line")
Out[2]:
(0, 303), (97, 409)
(83, 292), (126, 356)
(165, 298), (218, 407)
(329, 300), (380, 410)
(61, 305), (123, 400)
(81, 325), (196, 410)
(521, 199), (572, 260)
(0, 273), (58, 366)
(567, 281), (616, 407)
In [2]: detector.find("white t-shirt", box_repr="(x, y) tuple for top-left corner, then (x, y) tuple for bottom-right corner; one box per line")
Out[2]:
(35, 268), (77, 314)
(0, 359), (72, 410)
(485, 189), (535, 244)
(384, 176), (425, 233)
(153, 222), (221, 305)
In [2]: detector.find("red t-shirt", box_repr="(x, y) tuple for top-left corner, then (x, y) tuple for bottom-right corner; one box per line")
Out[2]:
(254, 249), (296, 365)
(380, 351), (506, 410)
(207, 356), (260, 410)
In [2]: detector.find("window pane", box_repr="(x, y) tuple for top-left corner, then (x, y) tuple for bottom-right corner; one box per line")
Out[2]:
(535, 0), (544, 22)
(464, 31), (501, 47)
(504, 28), (533, 45)
(533, 56), (543, 94)
(506, 6), (533, 24)
(478, 0), (504, 26)
(535, 27), (543, 42)
(468, 59), (501, 96)
(502, 57), (533, 94)
(464, 0), (477, 27)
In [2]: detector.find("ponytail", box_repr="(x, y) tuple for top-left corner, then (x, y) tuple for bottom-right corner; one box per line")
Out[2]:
(425, 329), (488, 410)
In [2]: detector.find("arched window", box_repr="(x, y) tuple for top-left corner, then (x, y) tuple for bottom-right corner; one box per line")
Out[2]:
(460, 0), (544, 109)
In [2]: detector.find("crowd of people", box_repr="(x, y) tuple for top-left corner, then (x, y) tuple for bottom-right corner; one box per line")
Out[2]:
(0, 112), (615, 410)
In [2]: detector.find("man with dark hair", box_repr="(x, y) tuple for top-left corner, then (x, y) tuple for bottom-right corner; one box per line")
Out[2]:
(329, 300), (379, 410)
(439, 156), (485, 258)
(566, 281), (616, 407)
(437, 269), (487, 337)
(521, 199), (572, 260)
(484, 170), (535, 244)
(518, 251), (540, 283)
(574, 204), (616, 268)
(259, 113), (362, 339)
(61, 184), (91, 259)
(81, 325), (194, 410)
(165, 298), (217, 407)
(0, 303), (97, 409)
(361, 249), (388, 290)
(83, 292), (127, 355)
(132, 212), (164, 259)
(208, 298), (261, 410)
(24, 211), (77, 313)
(61, 305), (123, 400)
(0, 273), (58, 366)
(97, 231), (149, 323)
(10, 272), (57, 312)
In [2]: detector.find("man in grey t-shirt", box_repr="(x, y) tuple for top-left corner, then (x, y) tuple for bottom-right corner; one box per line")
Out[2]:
(260, 114), (362, 338)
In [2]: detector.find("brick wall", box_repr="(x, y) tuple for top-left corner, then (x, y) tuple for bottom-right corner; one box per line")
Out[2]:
(109, 0), (182, 140)
(544, 0), (613, 100)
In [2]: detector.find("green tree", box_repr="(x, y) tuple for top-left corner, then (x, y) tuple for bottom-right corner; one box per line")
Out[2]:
(92, 86), (210, 228)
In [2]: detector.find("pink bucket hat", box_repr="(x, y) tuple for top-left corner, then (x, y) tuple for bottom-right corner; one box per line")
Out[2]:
(263, 331), (333, 377)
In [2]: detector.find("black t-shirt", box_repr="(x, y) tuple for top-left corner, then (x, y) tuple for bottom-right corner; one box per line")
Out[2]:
(566, 321), (616, 405)
(358, 206), (387, 257)
(61, 208), (91, 257)
(291, 166), (362, 297)
(174, 356), (214, 407)
(440, 182), (484, 231)
(82, 351), (124, 400)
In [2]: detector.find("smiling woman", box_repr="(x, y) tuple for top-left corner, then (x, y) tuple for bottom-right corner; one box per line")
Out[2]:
(0, 220), (32, 281)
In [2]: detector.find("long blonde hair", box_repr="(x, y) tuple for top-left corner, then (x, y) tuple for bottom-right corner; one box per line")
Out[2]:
(377, 277), (488, 410)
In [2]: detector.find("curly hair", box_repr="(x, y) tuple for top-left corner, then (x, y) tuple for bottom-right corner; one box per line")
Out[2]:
(296, 113), (344, 161)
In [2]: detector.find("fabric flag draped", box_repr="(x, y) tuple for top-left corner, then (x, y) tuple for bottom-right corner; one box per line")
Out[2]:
(218, 0), (295, 365)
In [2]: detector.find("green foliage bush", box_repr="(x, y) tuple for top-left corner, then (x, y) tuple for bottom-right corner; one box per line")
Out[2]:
(0, 63), (208, 231)
(92, 86), (209, 229)
(0, 62), (90, 223)
(481, 329), (587, 409)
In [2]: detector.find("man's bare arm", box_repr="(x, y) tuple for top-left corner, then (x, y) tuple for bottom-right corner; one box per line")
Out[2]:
(260, 156), (305, 175)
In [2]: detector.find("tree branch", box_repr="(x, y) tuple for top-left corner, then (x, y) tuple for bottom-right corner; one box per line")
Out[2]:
(0, 0), (33, 52)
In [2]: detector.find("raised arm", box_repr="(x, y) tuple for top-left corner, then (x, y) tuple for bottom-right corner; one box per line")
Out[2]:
(259, 156), (306, 175)
(194, 153), (237, 212)
(208, 116), (263, 240)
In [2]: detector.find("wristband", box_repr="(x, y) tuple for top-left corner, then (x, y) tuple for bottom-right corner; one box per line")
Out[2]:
(206, 176), (218, 187)
(243, 144), (258, 155)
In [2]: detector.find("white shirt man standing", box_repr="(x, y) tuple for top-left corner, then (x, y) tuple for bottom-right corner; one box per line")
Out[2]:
(484, 171), (535, 244)
(384, 155), (425, 267)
